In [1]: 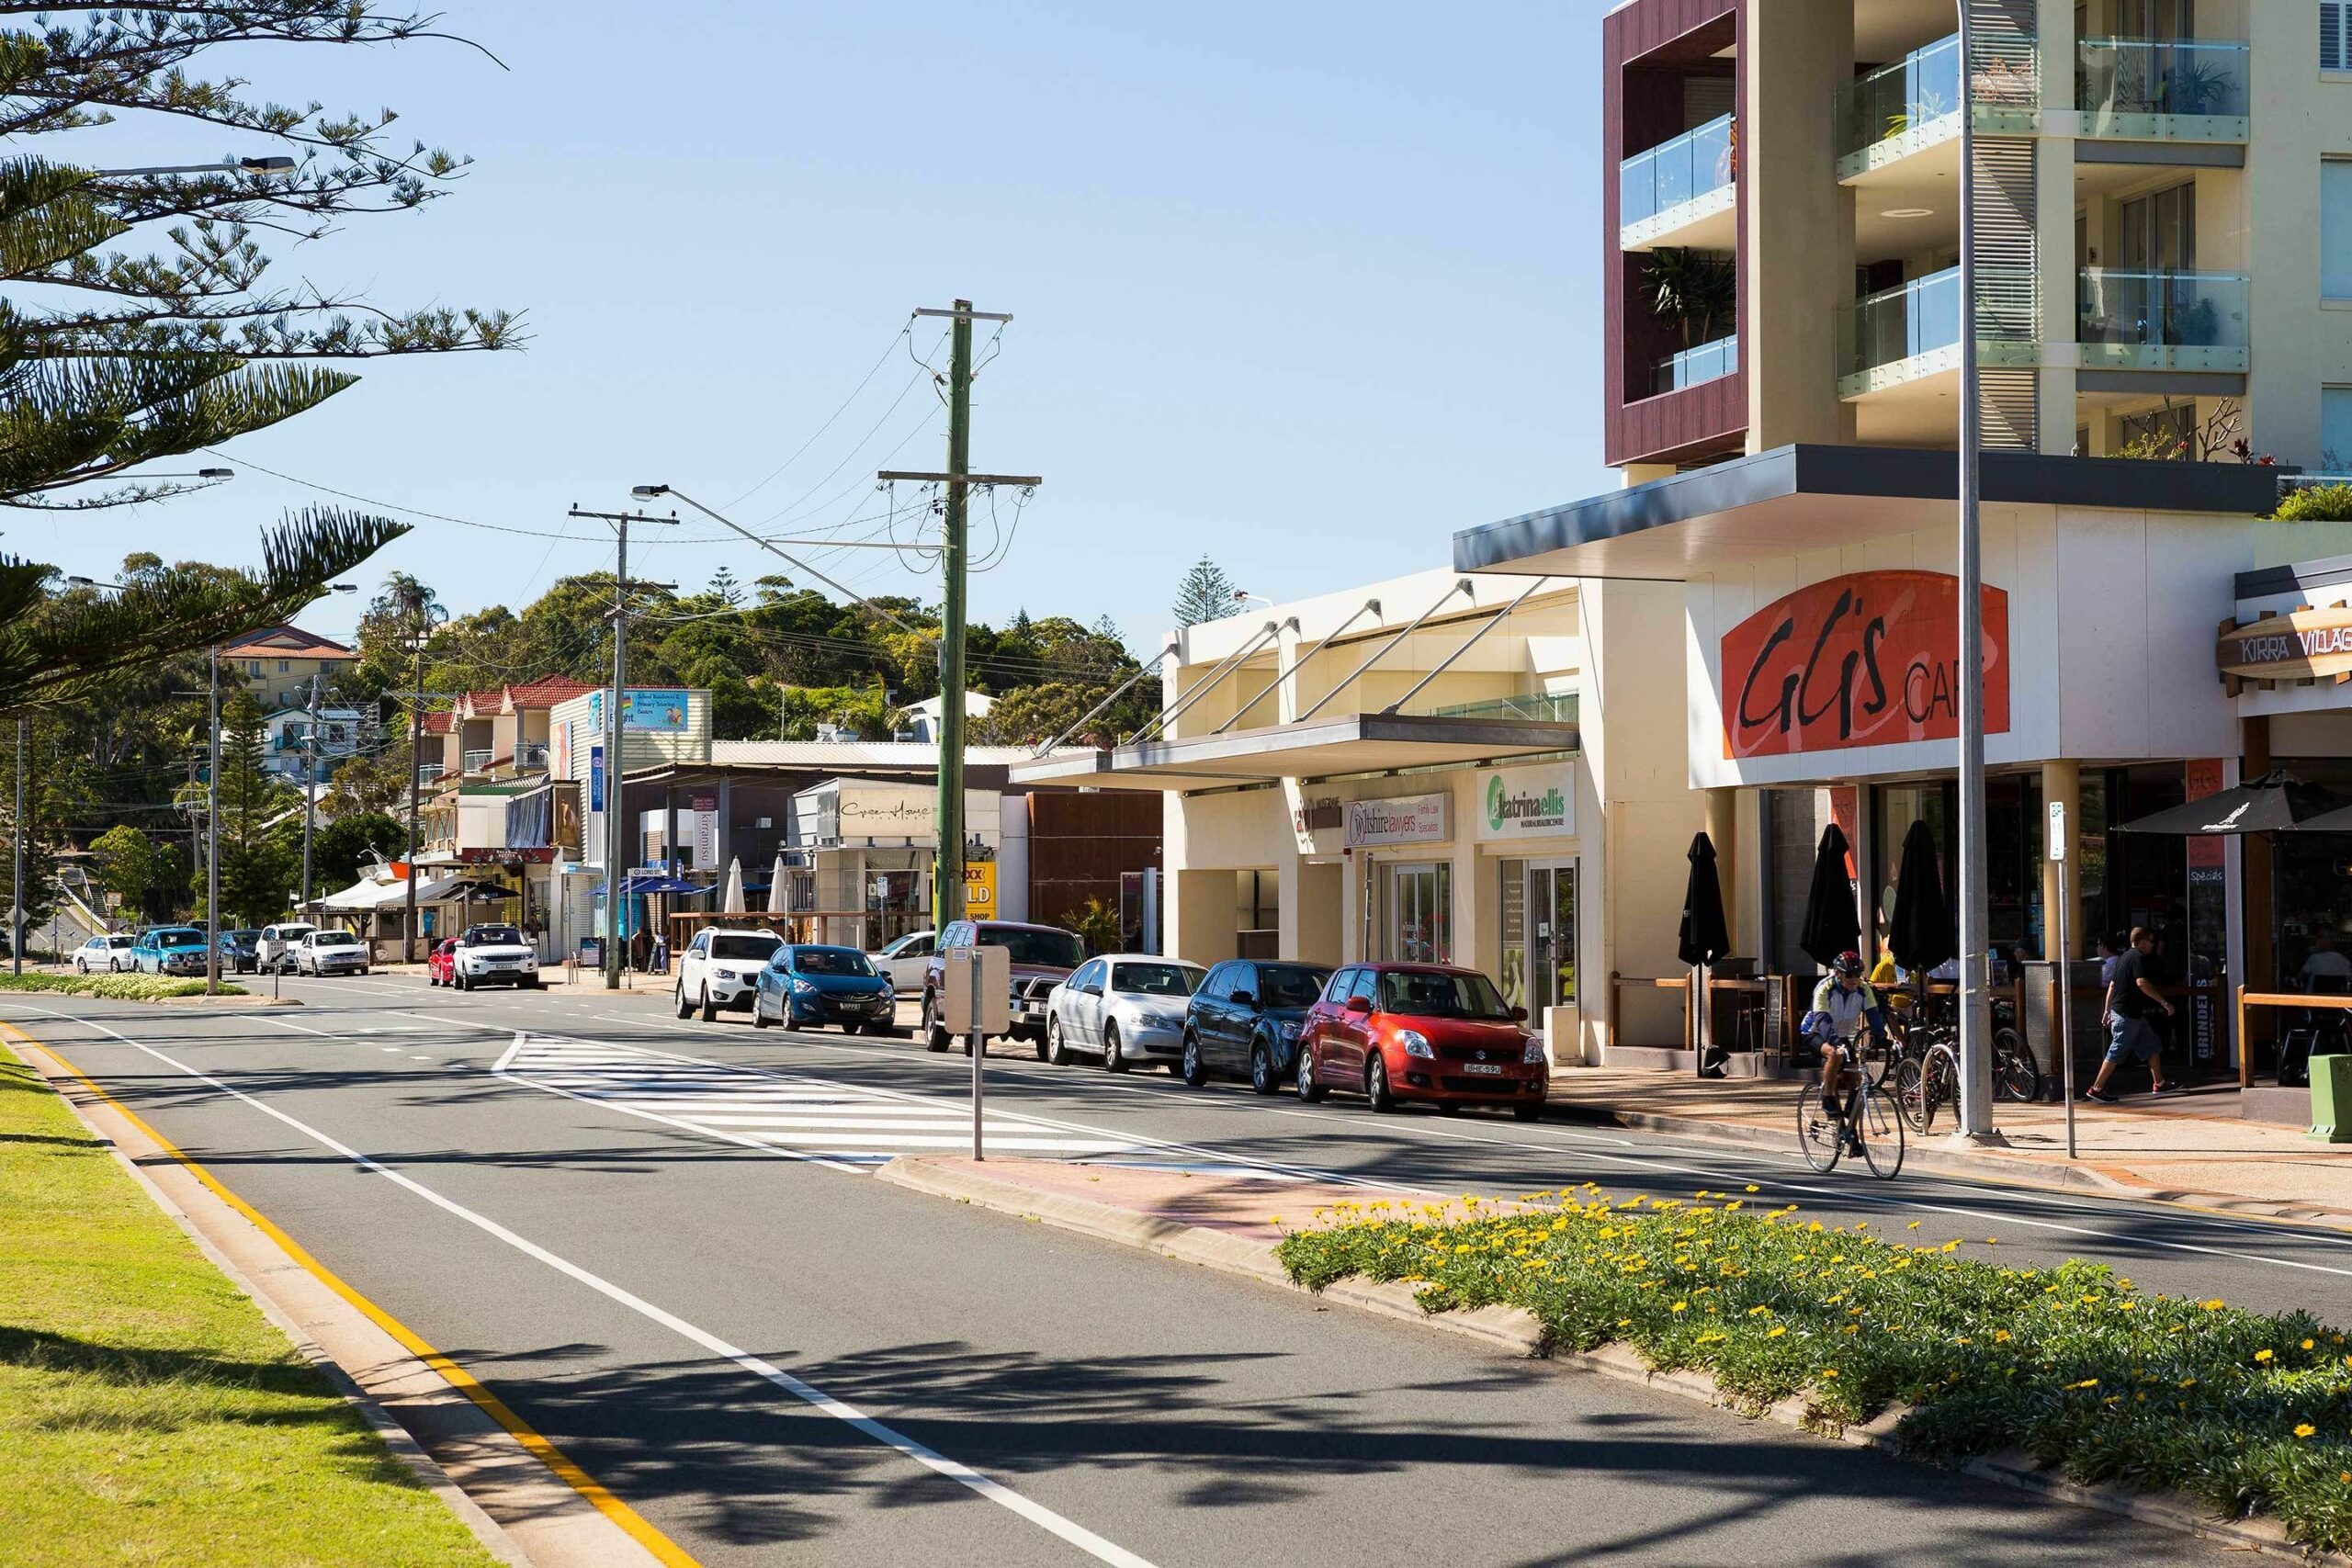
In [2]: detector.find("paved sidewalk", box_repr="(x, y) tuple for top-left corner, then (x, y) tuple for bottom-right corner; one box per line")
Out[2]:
(1545, 1067), (2352, 1220)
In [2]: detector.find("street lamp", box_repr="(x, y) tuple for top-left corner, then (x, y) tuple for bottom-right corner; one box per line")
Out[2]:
(96, 157), (298, 179)
(629, 485), (914, 627)
(1231, 590), (1273, 610)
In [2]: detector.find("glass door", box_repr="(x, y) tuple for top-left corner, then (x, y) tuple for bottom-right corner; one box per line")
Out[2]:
(1382, 862), (1452, 964)
(1527, 861), (1579, 1011)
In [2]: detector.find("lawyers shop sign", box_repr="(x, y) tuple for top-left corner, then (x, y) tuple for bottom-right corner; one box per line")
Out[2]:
(1722, 570), (2009, 760)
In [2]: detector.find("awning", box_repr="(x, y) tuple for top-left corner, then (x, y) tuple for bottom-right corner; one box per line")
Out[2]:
(316, 873), (507, 910)
(1006, 711), (1579, 793)
(590, 874), (708, 897)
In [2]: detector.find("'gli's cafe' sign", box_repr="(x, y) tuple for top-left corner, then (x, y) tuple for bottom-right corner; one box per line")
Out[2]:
(2216, 605), (2352, 693)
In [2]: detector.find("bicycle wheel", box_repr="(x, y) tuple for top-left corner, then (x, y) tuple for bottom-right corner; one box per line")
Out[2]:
(1894, 1055), (1928, 1133)
(1859, 1083), (1905, 1179)
(1919, 1045), (1959, 1134)
(1796, 1081), (1844, 1173)
(1994, 1029), (2040, 1102)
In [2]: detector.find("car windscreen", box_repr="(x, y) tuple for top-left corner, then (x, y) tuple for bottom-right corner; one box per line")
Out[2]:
(463, 927), (523, 947)
(1376, 970), (1514, 1021)
(977, 928), (1083, 968)
(1110, 963), (1199, 998)
(107, 936), (134, 948)
(156, 930), (203, 948)
(1256, 965), (1329, 1008)
(711, 934), (783, 963)
(792, 947), (874, 976)
(312, 931), (359, 947)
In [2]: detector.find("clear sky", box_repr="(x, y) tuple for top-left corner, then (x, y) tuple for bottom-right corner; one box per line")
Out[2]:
(26, 1), (1610, 654)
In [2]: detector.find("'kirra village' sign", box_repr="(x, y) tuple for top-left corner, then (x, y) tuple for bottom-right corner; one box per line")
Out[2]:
(1722, 570), (2009, 760)
(2216, 605), (2352, 689)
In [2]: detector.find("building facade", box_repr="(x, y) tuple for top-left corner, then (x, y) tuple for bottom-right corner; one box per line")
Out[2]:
(221, 625), (357, 710)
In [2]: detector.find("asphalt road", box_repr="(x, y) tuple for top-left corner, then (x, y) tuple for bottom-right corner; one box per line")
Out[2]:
(4, 971), (2294, 1567)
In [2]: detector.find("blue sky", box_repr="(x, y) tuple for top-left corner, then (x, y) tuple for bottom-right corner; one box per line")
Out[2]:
(31, 1), (1609, 653)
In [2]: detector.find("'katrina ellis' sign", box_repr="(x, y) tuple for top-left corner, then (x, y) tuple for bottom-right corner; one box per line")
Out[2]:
(1722, 570), (2010, 760)
(2217, 606), (2352, 682)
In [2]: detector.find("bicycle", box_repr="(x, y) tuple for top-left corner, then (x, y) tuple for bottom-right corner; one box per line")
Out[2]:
(1797, 1032), (1905, 1179)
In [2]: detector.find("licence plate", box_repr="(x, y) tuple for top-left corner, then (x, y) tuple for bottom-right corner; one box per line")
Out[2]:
(1462, 1063), (1505, 1077)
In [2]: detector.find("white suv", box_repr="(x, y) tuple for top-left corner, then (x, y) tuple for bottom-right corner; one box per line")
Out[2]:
(452, 924), (540, 990)
(675, 928), (784, 1021)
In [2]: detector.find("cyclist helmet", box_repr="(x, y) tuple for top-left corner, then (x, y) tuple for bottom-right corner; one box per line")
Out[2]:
(1832, 950), (1864, 977)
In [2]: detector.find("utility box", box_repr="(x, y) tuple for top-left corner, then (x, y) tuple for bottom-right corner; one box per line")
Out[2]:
(941, 943), (1012, 1036)
(2310, 1053), (2352, 1144)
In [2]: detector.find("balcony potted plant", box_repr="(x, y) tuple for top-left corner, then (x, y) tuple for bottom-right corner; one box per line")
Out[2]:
(1644, 248), (1736, 354)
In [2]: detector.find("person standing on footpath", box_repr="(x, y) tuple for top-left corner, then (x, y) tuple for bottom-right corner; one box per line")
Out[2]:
(2084, 926), (2181, 1102)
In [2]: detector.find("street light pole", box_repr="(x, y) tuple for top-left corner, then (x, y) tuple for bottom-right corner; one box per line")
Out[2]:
(1954, 0), (1997, 1140)
(401, 595), (443, 968)
(300, 672), (322, 915)
(10, 713), (23, 976)
(205, 646), (220, 996)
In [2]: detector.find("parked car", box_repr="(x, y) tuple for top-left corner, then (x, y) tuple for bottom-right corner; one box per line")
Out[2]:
(1296, 963), (1544, 1120)
(868, 929), (936, 990)
(425, 937), (460, 987)
(257, 922), (317, 975)
(752, 943), (897, 1032)
(450, 923), (537, 990)
(73, 933), (136, 974)
(217, 929), (262, 975)
(674, 927), (785, 1021)
(132, 926), (209, 976)
(1181, 959), (1334, 1093)
(294, 928), (369, 976)
(920, 919), (1085, 1053)
(1046, 955), (1205, 1071)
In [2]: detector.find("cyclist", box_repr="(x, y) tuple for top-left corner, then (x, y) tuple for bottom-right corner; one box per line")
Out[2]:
(1804, 951), (1890, 1133)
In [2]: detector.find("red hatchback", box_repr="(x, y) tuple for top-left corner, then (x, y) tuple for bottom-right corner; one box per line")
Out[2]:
(425, 937), (459, 987)
(1297, 963), (1545, 1120)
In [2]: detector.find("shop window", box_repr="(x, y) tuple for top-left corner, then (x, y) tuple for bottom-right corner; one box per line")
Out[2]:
(2327, 161), (2352, 301)
(2324, 386), (2352, 471)
(1764, 788), (1836, 974)
(1498, 858), (1527, 1009)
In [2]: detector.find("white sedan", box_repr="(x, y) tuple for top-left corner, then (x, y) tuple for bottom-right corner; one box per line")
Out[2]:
(1044, 954), (1205, 1072)
(74, 933), (136, 973)
(868, 930), (935, 990)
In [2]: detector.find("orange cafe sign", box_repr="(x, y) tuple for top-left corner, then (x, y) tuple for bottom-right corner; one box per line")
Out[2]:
(2216, 606), (2352, 684)
(1722, 570), (2010, 760)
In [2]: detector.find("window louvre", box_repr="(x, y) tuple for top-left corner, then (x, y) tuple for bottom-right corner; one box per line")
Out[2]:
(2328, 2), (2351, 73)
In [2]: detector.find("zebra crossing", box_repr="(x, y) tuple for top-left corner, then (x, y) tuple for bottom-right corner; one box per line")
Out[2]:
(492, 1033), (1144, 1171)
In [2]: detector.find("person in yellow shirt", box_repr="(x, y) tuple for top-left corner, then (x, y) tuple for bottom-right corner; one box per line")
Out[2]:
(1868, 950), (1900, 987)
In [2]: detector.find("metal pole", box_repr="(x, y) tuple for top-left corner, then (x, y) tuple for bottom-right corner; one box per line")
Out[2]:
(206, 647), (220, 995)
(10, 712), (23, 975)
(300, 673), (321, 916)
(403, 603), (425, 970)
(605, 516), (629, 990)
(1954, 0), (1997, 1140)
(937, 299), (974, 930)
(968, 947), (984, 1161)
(2059, 867), (2077, 1158)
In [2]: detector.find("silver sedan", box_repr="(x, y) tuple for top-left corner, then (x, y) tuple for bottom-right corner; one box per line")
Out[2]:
(1044, 954), (1205, 1073)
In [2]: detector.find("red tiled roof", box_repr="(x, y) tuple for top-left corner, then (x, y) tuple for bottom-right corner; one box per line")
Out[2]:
(502, 675), (597, 709)
(222, 624), (356, 660)
(423, 711), (456, 735)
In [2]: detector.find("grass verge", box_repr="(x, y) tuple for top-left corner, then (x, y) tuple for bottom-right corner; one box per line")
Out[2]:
(0, 972), (246, 1000)
(1277, 1189), (2352, 1552)
(0, 1039), (498, 1566)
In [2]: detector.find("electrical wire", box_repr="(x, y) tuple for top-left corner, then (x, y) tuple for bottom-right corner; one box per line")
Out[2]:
(722, 317), (916, 509)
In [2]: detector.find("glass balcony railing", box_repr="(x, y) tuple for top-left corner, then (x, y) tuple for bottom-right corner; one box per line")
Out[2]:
(1838, 265), (2039, 389)
(2076, 38), (2248, 138)
(2076, 269), (2249, 371)
(1654, 333), (1739, 395)
(1836, 32), (2041, 168)
(1619, 112), (1734, 232)
(1430, 693), (1579, 726)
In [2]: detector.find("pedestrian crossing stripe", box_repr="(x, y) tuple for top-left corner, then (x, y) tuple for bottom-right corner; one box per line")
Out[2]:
(492, 1033), (1144, 1172)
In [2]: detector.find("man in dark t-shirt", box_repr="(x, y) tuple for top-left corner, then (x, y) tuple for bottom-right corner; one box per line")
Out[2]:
(2085, 926), (2179, 1102)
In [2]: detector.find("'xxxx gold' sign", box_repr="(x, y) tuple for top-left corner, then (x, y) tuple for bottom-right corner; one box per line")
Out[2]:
(2218, 606), (2352, 686)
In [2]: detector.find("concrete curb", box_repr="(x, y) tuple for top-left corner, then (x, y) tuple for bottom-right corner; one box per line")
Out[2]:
(10, 1035), (673, 1568)
(879, 1154), (2344, 1566)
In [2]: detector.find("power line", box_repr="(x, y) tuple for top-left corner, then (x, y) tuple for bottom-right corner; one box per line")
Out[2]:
(723, 318), (918, 509)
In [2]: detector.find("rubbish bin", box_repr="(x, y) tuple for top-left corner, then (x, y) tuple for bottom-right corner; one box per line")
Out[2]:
(2310, 1053), (2352, 1144)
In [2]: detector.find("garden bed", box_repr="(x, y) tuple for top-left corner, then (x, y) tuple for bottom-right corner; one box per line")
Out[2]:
(1277, 1190), (2352, 1552)
(0, 972), (246, 1000)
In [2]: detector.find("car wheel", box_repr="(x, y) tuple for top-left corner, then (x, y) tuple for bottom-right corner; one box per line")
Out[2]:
(1181, 1032), (1208, 1088)
(1512, 1101), (1543, 1122)
(522, 976), (539, 989)
(1436, 1101), (1462, 1117)
(752, 993), (772, 1029)
(1046, 1014), (1073, 1067)
(1365, 1054), (1396, 1113)
(922, 994), (949, 1053)
(1250, 1040), (1278, 1096)
(1102, 1021), (1129, 1074)
(74, 957), (85, 974)
(1296, 1046), (1328, 1103)
(700, 985), (718, 1023)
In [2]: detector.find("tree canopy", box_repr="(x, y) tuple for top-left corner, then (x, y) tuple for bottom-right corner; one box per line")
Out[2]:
(1172, 555), (1238, 627)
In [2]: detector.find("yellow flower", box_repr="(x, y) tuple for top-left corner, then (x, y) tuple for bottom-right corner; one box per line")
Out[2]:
(1745, 1185), (1759, 1193)
(2299, 1424), (2319, 1439)
(2202, 1299), (2225, 1311)
(1907, 1221), (1922, 1230)
(1767, 1325), (1787, 1337)
(1994, 1330), (2012, 1343)
(1269, 1216), (1283, 1226)
(1671, 1301), (1689, 1313)
(1747, 1305), (1771, 1316)
(2064, 1379), (2099, 1391)
(2256, 1348), (2276, 1364)
(1820, 1368), (1839, 1379)
(2178, 1377), (2196, 1388)
(2305, 1338), (2318, 1351)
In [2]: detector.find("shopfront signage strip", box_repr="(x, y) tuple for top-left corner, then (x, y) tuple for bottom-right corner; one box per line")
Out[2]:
(1344, 792), (1448, 848)
(1475, 762), (1577, 842)
(2215, 607), (2352, 688)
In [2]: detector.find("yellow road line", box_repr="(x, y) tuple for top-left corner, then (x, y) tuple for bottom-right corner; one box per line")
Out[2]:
(0, 1017), (700, 1568)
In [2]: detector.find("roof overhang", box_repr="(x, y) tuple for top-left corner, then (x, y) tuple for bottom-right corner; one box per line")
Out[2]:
(1453, 444), (2291, 581)
(1007, 712), (1580, 794)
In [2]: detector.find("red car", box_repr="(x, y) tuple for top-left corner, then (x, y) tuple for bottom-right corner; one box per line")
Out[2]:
(1296, 963), (1545, 1120)
(425, 937), (459, 987)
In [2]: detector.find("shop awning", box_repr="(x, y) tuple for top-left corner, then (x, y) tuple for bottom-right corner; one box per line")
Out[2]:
(590, 874), (707, 897)
(1006, 711), (1579, 793)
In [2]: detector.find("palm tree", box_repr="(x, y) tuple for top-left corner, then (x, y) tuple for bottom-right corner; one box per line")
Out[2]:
(1644, 248), (1737, 350)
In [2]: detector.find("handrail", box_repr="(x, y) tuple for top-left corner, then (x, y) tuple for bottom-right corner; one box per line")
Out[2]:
(1295, 579), (1473, 725)
(1215, 599), (1381, 734)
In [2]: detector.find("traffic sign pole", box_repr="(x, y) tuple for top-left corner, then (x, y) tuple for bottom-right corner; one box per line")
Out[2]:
(2051, 799), (2076, 1159)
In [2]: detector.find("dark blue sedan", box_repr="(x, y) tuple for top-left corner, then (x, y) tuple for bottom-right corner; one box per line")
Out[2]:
(752, 944), (898, 1033)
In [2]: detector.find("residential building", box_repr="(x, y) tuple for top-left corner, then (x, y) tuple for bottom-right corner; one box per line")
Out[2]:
(221, 626), (358, 710)
(899, 689), (997, 743)
(260, 706), (370, 784)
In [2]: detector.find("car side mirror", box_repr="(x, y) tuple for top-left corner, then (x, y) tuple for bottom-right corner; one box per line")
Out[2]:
(1511, 1006), (1529, 1022)
(1345, 995), (1373, 1015)
(1230, 989), (1256, 1008)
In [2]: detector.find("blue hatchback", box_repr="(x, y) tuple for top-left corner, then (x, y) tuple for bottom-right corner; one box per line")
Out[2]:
(753, 944), (898, 1033)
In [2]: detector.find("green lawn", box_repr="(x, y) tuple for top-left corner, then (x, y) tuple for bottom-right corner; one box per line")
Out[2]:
(0, 1039), (500, 1567)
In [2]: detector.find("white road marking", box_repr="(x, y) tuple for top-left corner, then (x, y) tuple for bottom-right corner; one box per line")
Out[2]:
(6, 1002), (1159, 1568)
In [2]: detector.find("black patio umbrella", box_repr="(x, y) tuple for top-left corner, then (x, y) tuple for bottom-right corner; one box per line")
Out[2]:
(2115, 770), (2345, 836)
(1887, 818), (1955, 976)
(1677, 832), (1730, 967)
(1798, 822), (1861, 971)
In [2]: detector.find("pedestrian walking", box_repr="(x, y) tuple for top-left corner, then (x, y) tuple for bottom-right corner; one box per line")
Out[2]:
(2084, 926), (2179, 1102)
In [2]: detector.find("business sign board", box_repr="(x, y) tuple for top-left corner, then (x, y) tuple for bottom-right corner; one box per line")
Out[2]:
(792, 782), (1001, 850)
(1721, 570), (2009, 760)
(964, 859), (998, 916)
(588, 689), (692, 733)
(2216, 606), (2352, 684)
(1474, 762), (1576, 843)
(691, 791), (718, 869)
(1344, 792), (1448, 849)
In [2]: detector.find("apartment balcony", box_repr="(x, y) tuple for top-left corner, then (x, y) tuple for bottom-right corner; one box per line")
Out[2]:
(1837, 31), (2041, 182)
(2075, 38), (2248, 142)
(461, 747), (495, 774)
(1653, 333), (1739, 395)
(2077, 269), (2249, 374)
(1835, 266), (2038, 442)
(1618, 112), (1735, 252)
(515, 739), (550, 773)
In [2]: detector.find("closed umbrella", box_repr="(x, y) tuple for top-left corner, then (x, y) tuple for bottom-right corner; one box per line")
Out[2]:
(767, 852), (791, 916)
(1678, 831), (1732, 1080)
(1887, 818), (1955, 976)
(721, 857), (745, 915)
(1798, 822), (1861, 971)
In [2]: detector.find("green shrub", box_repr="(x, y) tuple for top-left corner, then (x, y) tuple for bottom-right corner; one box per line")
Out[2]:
(1277, 1191), (2352, 1551)
(2275, 483), (2352, 523)
(0, 972), (245, 1000)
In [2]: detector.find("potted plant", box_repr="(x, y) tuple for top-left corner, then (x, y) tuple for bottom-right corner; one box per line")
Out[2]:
(1644, 247), (1736, 355)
